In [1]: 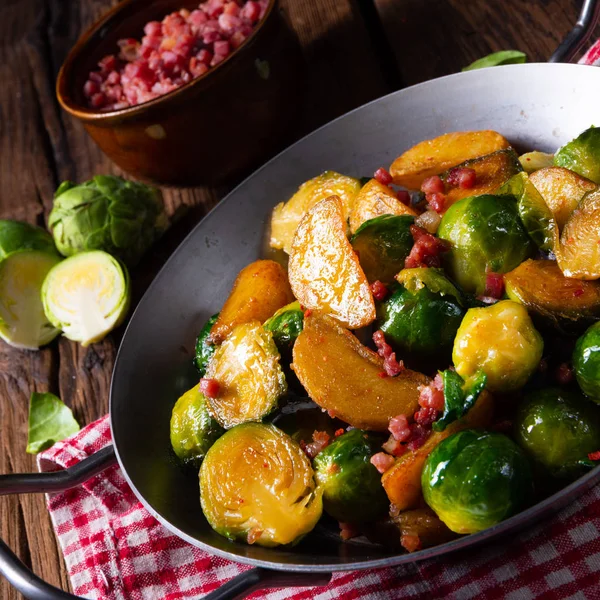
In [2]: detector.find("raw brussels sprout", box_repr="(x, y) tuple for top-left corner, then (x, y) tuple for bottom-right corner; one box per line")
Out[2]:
(313, 429), (388, 523)
(377, 274), (465, 363)
(194, 313), (219, 375)
(453, 300), (543, 392)
(41, 251), (130, 346)
(0, 220), (58, 259)
(205, 321), (287, 428)
(554, 126), (600, 184)
(170, 385), (224, 466)
(263, 301), (304, 355)
(200, 422), (322, 546)
(49, 175), (167, 267)
(422, 429), (533, 534)
(573, 322), (600, 403)
(350, 215), (414, 283)
(437, 194), (535, 294)
(514, 388), (600, 480)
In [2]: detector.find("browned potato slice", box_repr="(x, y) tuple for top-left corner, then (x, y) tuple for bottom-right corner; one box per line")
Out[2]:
(381, 391), (493, 510)
(288, 196), (376, 329)
(390, 130), (511, 190)
(530, 167), (596, 229)
(211, 259), (294, 343)
(441, 149), (522, 208)
(270, 171), (362, 254)
(391, 507), (456, 551)
(349, 179), (417, 234)
(292, 313), (428, 431)
(558, 189), (600, 279)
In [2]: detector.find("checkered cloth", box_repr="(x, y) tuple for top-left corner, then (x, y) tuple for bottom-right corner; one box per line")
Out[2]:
(37, 44), (600, 599)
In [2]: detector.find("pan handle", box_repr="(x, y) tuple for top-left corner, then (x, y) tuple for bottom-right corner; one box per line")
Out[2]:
(549, 0), (600, 62)
(0, 445), (331, 599)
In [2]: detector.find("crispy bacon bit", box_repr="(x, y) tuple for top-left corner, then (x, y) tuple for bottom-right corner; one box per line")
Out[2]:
(370, 452), (396, 474)
(339, 521), (360, 540)
(373, 330), (405, 376)
(405, 225), (450, 269)
(382, 435), (407, 457)
(371, 280), (389, 301)
(414, 406), (439, 426)
(374, 167), (393, 186)
(484, 272), (505, 299)
(421, 175), (444, 195)
(446, 167), (477, 189)
(303, 430), (331, 459)
(556, 362), (574, 385)
(388, 414), (411, 442)
(199, 377), (220, 398)
(574, 288), (585, 298)
(335, 428), (345, 437)
(418, 374), (445, 410)
(401, 534), (422, 553)
(426, 192), (446, 214)
(396, 190), (411, 206)
(407, 424), (431, 451)
(247, 528), (263, 544)
(588, 451), (600, 461)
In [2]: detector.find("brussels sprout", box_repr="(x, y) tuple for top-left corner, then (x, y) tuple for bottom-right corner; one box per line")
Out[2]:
(263, 301), (304, 355)
(554, 126), (600, 184)
(437, 194), (535, 294)
(453, 300), (543, 392)
(514, 388), (600, 480)
(351, 215), (414, 283)
(41, 251), (130, 346)
(395, 267), (463, 304)
(194, 314), (219, 376)
(422, 430), (533, 534)
(313, 429), (388, 523)
(0, 220), (58, 259)
(205, 321), (287, 428)
(200, 422), (322, 546)
(377, 275), (465, 363)
(573, 322), (600, 403)
(170, 385), (224, 466)
(49, 175), (167, 267)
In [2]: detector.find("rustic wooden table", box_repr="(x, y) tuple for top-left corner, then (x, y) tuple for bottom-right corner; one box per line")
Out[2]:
(0, 0), (597, 597)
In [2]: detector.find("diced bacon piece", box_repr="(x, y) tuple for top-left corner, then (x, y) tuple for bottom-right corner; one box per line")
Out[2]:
(144, 21), (163, 36)
(83, 80), (99, 97)
(370, 280), (389, 301)
(556, 363), (574, 385)
(302, 431), (331, 459)
(90, 92), (107, 109)
(190, 58), (210, 77)
(418, 376), (445, 410)
(370, 452), (396, 474)
(219, 13), (242, 32)
(382, 435), (407, 457)
(388, 414), (411, 442)
(414, 407), (438, 426)
(446, 167), (477, 189)
(230, 30), (248, 48)
(426, 192), (446, 213)
(374, 167), (393, 186)
(588, 451), (600, 461)
(406, 424), (431, 451)
(200, 377), (220, 398)
(484, 272), (504, 299)
(242, 0), (261, 23)
(404, 225), (450, 269)
(421, 175), (444, 194)
(373, 330), (405, 376)
(396, 190), (411, 206)
(401, 534), (422, 552)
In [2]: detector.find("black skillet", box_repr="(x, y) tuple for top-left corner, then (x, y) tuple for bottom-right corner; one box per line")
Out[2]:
(1, 1), (600, 598)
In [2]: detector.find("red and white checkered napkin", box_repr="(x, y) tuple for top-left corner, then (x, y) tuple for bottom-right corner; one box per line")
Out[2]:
(579, 39), (600, 66)
(39, 415), (600, 600)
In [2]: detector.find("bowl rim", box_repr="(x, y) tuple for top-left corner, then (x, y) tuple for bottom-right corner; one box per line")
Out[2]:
(56, 0), (277, 122)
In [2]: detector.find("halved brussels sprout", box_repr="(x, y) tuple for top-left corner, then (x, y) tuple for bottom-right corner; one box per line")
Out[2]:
(41, 251), (130, 346)
(396, 267), (463, 303)
(573, 322), (600, 403)
(376, 278), (464, 364)
(440, 148), (522, 208)
(554, 126), (600, 184)
(351, 215), (415, 283)
(0, 251), (61, 349)
(263, 301), (304, 355)
(505, 259), (600, 329)
(514, 388), (600, 480)
(200, 422), (322, 546)
(170, 385), (224, 466)
(453, 300), (543, 392)
(205, 321), (287, 428)
(194, 313), (219, 376)
(270, 171), (361, 254)
(437, 194), (535, 294)
(519, 151), (555, 173)
(313, 429), (388, 523)
(421, 430), (533, 534)
(0, 220), (58, 259)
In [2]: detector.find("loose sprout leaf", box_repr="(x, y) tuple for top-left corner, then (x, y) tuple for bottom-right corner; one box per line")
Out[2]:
(396, 268), (464, 305)
(462, 50), (527, 71)
(554, 126), (600, 184)
(519, 151), (555, 174)
(27, 392), (80, 454)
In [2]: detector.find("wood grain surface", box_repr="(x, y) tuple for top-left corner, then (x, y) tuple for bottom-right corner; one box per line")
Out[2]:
(0, 0), (594, 597)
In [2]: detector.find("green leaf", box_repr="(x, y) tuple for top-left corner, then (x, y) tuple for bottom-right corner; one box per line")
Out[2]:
(26, 392), (80, 454)
(463, 50), (527, 72)
(433, 370), (487, 432)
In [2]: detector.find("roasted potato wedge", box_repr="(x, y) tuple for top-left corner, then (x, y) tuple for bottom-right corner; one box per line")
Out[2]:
(505, 259), (600, 327)
(292, 313), (428, 431)
(349, 179), (417, 234)
(270, 171), (361, 254)
(288, 196), (376, 329)
(558, 189), (600, 279)
(381, 390), (493, 510)
(390, 130), (511, 190)
(441, 149), (522, 208)
(530, 167), (596, 230)
(211, 260), (294, 343)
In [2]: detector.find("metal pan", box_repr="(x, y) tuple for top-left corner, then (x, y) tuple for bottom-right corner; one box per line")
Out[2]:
(2, 1), (600, 597)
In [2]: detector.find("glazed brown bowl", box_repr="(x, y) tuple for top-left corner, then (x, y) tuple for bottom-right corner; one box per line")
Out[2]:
(56, 0), (303, 185)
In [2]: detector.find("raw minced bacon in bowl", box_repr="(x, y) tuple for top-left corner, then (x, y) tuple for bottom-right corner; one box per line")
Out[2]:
(83, 0), (268, 110)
